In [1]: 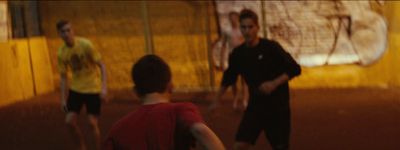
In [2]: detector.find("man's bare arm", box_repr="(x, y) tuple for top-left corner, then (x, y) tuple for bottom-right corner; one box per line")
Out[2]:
(96, 61), (108, 101)
(190, 123), (225, 150)
(60, 73), (68, 111)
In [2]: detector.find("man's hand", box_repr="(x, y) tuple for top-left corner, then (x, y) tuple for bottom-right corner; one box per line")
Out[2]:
(214, 65), (223, 71)
(100, 87), (109, 103)
(208, 93), (224, 114)
(61, 100), (68, 113)
(258, 80), (278, 95)
(209, 86), (228, 114)
(259, 74), (290, 95)
(60, 73), (68, 113)
(214, 61), (224, 71)
(208, 99), (220, 113)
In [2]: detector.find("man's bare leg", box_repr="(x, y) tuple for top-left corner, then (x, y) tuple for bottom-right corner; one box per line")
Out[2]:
(240, 78), (248, 109)
(88, 115), (101, 150)
(66, 112), (86, 150)
(232, 83), (240, 110)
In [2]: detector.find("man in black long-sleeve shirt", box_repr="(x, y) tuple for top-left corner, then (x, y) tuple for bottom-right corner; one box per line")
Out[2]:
(210, 9), (301, 150)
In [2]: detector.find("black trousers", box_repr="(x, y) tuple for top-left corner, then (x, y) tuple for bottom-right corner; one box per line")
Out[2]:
(235, 103), (291, 150)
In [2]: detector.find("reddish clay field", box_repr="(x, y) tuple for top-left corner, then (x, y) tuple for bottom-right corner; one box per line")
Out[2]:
(1, 88), (400, 150)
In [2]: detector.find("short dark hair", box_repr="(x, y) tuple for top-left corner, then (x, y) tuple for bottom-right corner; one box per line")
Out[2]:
(239, 9), (259, 26)
(56, 20), (70, 31)
(131, 55), (172, 97)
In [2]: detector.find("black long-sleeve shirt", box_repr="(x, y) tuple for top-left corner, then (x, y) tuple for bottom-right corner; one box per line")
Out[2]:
(221, 38), (301, 110)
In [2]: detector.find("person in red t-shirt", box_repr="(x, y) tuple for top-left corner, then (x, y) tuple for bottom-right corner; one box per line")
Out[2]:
(103, 55), (225, 150)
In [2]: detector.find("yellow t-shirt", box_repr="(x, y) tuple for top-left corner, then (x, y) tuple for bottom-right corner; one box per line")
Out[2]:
(57, 37), (102, 93)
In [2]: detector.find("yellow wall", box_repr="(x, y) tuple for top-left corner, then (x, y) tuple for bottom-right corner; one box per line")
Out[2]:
(0, 41), (33, 106)
(0, 37), (54, 107)
(385, 2), (400, 86)
(40, 1), (147, 90)
(39, 1), (214, 91)
(29, 37), (55, 94)
(2, 2), (398, 107)
(38, 1), (400, 92)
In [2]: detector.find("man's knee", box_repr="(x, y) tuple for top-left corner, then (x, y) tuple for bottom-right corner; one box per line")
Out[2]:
(87, 115), (99, 129)
(65, 112), (78, 126)
(234, 142), (251, 150)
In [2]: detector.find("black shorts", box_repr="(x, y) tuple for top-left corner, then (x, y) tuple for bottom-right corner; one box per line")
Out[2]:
(66, 90), (101, 116)
(235, 106), (291, 149)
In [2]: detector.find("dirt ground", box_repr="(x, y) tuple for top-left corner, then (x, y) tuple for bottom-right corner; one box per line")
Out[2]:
(1, 88), (400, 150)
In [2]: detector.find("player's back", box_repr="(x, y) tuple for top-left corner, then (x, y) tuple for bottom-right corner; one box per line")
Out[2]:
(104, 102), (201, 150)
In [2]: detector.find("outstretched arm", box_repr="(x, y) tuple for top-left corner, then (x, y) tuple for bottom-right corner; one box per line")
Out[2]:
(60, 72), (68, 112)
(208, 85), (228, 112)
(259, 74), (289, 94)
(211, 33), (228, 71)
(209, 48), (240, 111)
(259, 41), (301, 94)
(219, 34), (228, 70)
(190, 123), (225, 150)
(96, 61), (108, 101)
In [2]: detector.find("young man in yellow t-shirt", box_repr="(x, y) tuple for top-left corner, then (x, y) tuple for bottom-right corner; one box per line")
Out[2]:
(56, 20), (107, 150)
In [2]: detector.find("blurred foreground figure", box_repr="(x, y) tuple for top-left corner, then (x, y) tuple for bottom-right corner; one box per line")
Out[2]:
(210, 9), (301, 150)
(103, 55), (225, 150)
(213, 11), (248, 111)
(57, 20), (108, 150)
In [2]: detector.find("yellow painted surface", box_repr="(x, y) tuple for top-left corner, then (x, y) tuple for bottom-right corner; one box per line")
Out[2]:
(39, 1), (212, 91)
(29, 37), (54, 94)
(4, 1), (400, 107)
(8, 40), (35, 99)
(0, 41), (33, 106)
(153, 34), (211, 91)
(0, 37), (54, 107)
(38, 1), (400, 92)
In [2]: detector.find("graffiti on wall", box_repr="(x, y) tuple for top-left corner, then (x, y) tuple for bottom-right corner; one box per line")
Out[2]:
(215, 1), (387, 67)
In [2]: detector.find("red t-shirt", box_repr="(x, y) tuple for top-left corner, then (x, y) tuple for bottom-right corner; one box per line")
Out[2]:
(103, 102), (204, 150)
